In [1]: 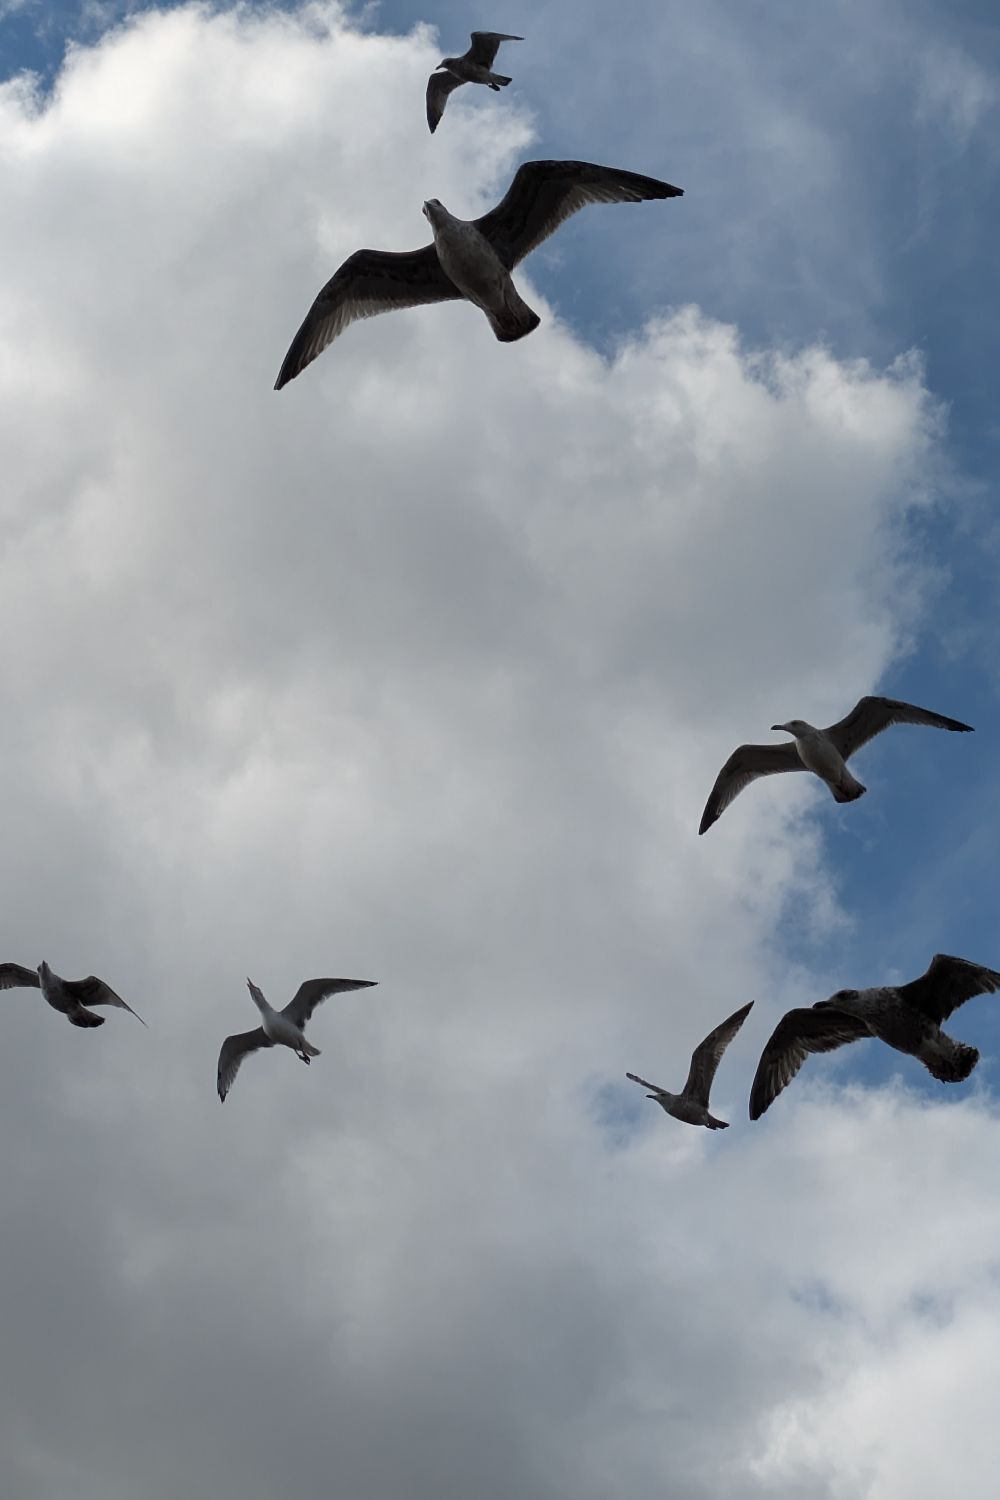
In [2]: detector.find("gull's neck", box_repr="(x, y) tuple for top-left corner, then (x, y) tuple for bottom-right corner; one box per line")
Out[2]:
(247, 981), (275, 1019)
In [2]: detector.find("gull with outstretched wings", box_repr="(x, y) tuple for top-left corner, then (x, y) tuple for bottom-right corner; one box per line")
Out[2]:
(626, 1001), (753, 1130)
(699, 695), (973, 834)
(749, 954), (1000, 1119)
(217, 975), (377, 1101)
(274, 159), (683, 388)
(0, 960), (145, 1028)
(426, 31), (523, 134)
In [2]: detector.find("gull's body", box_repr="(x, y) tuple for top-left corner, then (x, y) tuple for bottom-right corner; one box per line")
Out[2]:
(426, 31), (523, 134)
(274, 160), (683, 388)
(217, 975), (377, 1101)
(699, 695), (973, 834)
(749, 954), (1000, 1119)
(423, 199), (540, 341)
(0, 960), (145, 1028)
(627, 1001), (753, 1130)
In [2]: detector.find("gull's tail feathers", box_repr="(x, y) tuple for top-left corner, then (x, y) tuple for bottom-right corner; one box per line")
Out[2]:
(925, 1041), (979, 1084)
(70, 1010), (105, 1029)
(487, 285), (541, 342)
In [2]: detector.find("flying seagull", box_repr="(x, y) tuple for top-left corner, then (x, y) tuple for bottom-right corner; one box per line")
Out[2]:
(0, 960), (146, 1028)
(749, 954), (1000, 1120)
(698, 695), (973, 835)
(626, 1001), (753, 1130)
(274, 159), (683, 388)
(426, 31), (523, 134)
(217, 975), (377, 1101)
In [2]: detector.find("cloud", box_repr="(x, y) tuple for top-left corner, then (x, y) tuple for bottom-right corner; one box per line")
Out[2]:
(0, 4), (981, 1498)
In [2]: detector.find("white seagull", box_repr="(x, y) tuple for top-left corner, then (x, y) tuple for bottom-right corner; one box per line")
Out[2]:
(217, 975), (377, 1102)
(0, 960), (146, 1028)
(749, 954), (1000, 1119)
(699, 695), (973, 834)
(274, 159), (683, 387)
(426, 31), (524, 134)
(626, 1001), (753, 1130)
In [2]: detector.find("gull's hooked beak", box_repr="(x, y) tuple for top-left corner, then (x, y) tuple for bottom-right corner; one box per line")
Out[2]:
(771, 722), (790, 733)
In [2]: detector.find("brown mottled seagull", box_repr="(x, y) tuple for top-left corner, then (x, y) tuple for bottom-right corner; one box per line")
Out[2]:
(699, 695), (973, 835)
(217, 975), (377, 1102)
(0, 960), (146, 1028)
(626, 1001), (753, 1130)
(274, 160), (683, 388)
(749, 954), (1000, 1120)
(426, 31), (523, 134)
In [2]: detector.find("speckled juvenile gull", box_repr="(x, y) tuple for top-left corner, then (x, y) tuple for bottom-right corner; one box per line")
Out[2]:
(626, 1001), (753, 1130)
(698, 695), (973, 835)
(426, 31), (523, 133)
(217, 975), (377, 1102)
(0, 960), (146, 1028)
(274, 160), (683, 387)
(749, 954), (1000, 1120)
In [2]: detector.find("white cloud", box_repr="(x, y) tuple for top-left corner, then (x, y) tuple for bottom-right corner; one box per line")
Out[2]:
(0, 5), (984, 1499)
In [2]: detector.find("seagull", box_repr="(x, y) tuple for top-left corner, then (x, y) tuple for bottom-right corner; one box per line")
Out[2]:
(426, 31), (523, 134)
(0, 960), (146, 1028)
(274, 159), (683, 387)
(626, 1001), (753, 1130)
(698, 695), (973, 835)
(217, 975), (377, 1101)
(749, 954), (1000, 1119)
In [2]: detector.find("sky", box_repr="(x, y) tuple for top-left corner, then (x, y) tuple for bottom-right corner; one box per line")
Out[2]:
(0, 2), (999, 1497)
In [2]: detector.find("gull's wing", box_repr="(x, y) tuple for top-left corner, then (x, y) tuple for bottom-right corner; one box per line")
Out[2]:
(282, 977), (378, 1030)
(698, 742), (804, 835)
(749, 1008), (869, 1120)
(217, 1028), (273, 1102)
(473, 160), (683, 271)
(823, 695), (973, 762)
(466, 32), (524, 67)
(0, 963), (40, 990)
(896, 954), (1000, 1026)
(682, 1001), (754, 1107)
(63, 975), (147, 1026)
(625, 1071), (669, 1094)
(274, 247), (461, 389)
(426, 69), (464, 132)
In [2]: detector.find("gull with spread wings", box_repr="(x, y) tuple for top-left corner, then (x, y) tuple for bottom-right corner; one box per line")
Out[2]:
(217, 975), (377, 1101)
(626, 1002), (753, 1130)
(0, 960), (146, 1029)
(274, 159), (683, 388)
(426, 31), (523, 134)
(749, 954), (1000, 1120)
(699, 695), (973, 835)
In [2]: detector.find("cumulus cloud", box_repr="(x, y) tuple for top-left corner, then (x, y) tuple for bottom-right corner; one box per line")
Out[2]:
(0, 5), (985, 1499)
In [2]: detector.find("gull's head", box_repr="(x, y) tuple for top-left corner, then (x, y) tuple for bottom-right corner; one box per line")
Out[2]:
(422, 198), (450, 230)
(38, 960), (51, 979)
(772, 719), (811, 738)
(816, 990), (860, 1008)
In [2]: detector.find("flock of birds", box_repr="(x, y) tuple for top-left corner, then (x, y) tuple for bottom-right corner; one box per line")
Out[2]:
(10, 30), (998, 1124)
